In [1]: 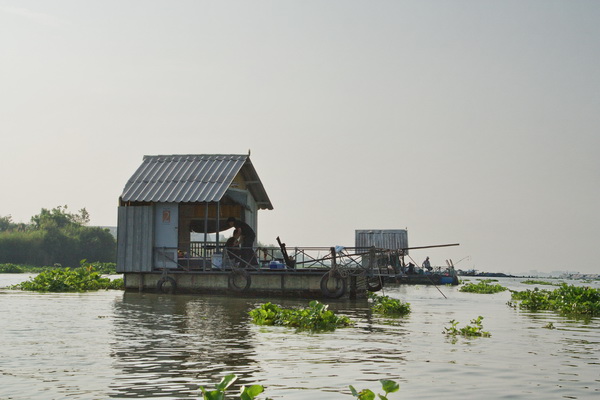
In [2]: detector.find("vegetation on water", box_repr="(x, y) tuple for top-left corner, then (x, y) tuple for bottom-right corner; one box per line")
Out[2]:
(0, 263), (64, 274)
(0, 206), (116, 267)
(0, 263), (25, 273)
(509, 284), (600, 316)
(199, 374), (400, 400)
(200, 374), (268, 400)
(10, 264), (123, 292)
(248, 300), (352, 332)
(349, 379), (400, 400)
(368, 292), (411, 316)
(543, 322), (555, 329)
(443, 316), (491, 338)
(0, 261), (117, 275)
(521, 279), (557, 286)
(459, 280), (508, 294)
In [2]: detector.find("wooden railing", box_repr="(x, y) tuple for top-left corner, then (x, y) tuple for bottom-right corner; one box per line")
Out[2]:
(188, 241), (219, 258)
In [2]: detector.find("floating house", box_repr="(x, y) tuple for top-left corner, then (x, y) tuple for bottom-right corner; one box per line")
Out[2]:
(116, 154), (449, 296)
(116, 154), (372, 297)
(117, 154), (272, 272)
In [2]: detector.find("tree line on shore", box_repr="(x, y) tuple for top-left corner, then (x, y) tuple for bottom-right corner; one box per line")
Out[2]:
(0, 206), (115, 268)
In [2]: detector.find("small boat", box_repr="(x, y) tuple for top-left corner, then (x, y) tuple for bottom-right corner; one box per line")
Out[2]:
(393, 271), (459, 285)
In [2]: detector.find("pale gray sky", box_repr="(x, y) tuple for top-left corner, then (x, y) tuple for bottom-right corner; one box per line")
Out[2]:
(1, 1), (599, 274)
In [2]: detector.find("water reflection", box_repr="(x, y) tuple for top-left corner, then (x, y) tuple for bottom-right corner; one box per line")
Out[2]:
(108, 294), (413, 399)
(110, 293), (259, 398)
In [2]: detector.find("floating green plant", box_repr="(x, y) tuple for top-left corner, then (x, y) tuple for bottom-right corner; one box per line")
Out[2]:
(199, 374), (268, 400)
(78, 260), (117, 275)
(443, 316), (491, 338)
(10, 266), (124, 292)
(249, 300), (352, 332)
(459, 281), (507, 294)
(199, 374), (400, 400)
(368, 292), (411, 316)
(521, 280), (556, 286)
(543, 322), (555, 329)
(510, 284), (600, 315)
(0, 263), (60, 274)
(0, 263), (25, 273)
(350, 379), (400, 400)
(0, 261), (117, 275)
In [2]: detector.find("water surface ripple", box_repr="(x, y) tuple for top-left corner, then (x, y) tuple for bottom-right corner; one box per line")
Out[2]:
(1, 276), (598, 399)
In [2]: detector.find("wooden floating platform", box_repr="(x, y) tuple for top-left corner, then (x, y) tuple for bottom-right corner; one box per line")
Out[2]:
(124, 268), (370, 299)
(121, 245), (459, 299)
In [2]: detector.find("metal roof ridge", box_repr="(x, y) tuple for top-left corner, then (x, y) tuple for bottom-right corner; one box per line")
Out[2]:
(143, 154), (248, 159)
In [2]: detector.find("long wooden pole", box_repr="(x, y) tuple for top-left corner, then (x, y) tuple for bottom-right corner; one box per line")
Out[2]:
(407, 254), (448, 299)
(401, 243), (460, 251)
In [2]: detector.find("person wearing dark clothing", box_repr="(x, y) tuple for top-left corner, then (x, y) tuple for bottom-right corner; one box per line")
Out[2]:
(224, 236), (241, 263)
(227, 217), (255, 247)
(227, 217), (257, 265)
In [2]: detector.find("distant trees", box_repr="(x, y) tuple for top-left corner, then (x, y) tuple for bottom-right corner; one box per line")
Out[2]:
(0, 206), (116, 267)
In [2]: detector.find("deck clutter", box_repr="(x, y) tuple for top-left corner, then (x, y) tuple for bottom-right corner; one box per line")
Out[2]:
(116, 154), (458, 298)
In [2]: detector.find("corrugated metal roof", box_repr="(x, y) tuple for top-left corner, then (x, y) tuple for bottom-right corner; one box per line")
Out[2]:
(355, 229), (409, 251)
(120, 154), (273, 209)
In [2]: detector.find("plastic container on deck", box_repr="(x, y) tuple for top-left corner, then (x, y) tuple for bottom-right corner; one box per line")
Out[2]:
(211, 253), (223, 269)
(269, 261), (285, 269)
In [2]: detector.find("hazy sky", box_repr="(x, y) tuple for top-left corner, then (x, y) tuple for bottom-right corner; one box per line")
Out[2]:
(1, 1), (599, 274)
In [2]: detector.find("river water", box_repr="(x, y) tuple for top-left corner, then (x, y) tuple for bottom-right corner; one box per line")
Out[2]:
(1, 275), (598, 399)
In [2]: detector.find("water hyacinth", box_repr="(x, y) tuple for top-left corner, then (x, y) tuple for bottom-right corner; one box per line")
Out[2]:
(510, 284), (600, 315)
(199, 374), (400, 400)
(521, 279), (558, 286)
(0, 261), (117, 274)
(350, 379), (400, 400)
(11, 266), (123, 292)
(249, 300), (352, 332)
(199, 374), (267, 400)
(0, 263), (25, 273)
(443, 316), (491, 338)
(459, 280), (507, 294)
(368, 292), (411, 316)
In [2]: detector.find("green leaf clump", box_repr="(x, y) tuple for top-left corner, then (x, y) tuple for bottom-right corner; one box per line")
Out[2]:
(349, 379), (400, 400)
(510, 284), (600, 315)
(459, 281), (507, 294)
(0, 260), (116, 274)
(199, 374), (269, 400)
(200, 374), (400, 400)
(78, 259), (117, 274)
(249, 300), (352, 332)
(443, 316), (491, 338)
(10, 266), (123, 292)
(0, 263), (61, 274)
(368, 293), (411, 316)
(521, 279), (557, 286)
(0, 263), (25, 273)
